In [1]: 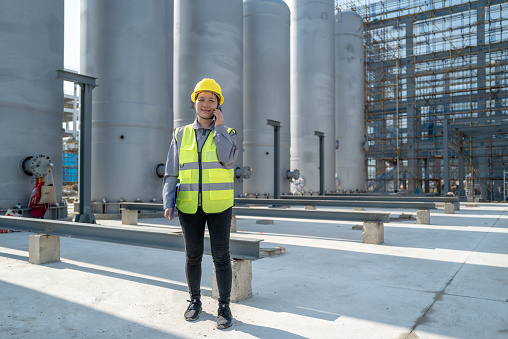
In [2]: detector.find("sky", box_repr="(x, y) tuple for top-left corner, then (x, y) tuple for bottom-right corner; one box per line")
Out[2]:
(64, 0), (80, 94)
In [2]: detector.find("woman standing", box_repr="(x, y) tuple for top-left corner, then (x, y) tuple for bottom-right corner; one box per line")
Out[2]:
(163, 78), (238, 329)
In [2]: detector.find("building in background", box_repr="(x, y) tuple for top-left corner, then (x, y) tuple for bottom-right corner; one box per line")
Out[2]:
(337, 0), (508, 201)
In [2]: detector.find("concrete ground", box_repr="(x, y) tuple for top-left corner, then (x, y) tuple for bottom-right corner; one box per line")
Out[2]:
(1, 203), (507, 338)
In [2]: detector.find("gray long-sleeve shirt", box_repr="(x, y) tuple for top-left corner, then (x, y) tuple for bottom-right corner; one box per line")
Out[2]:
(162, 119), (238, 210)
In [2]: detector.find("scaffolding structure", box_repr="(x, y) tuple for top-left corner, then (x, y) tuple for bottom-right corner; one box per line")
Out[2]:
(337, 0), (508, 200)
(63, 83), (79, 185)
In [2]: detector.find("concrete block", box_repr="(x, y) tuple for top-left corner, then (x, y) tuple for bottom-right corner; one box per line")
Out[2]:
(256, 219), (274, 225)
(454, 202), (460, 211)
(121, 209), (138, 225)
(362, 222), (384, 245)
(212, 259), (252, 302)
(29, 235), (60, 265)
(444, 203), (455, 214)
(304, 205), (316, 210)
(399, 213), (414, 220)
(260, 247), (286, 257)
(417, 209), (430, 224)
(230, 216), (237, 232)
(354, 207), (365, 211)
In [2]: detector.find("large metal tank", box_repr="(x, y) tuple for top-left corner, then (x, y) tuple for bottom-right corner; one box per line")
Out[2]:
(174, 0), (245, 194)
(0, 1), (64, 211)
(81, 0), (173, 203)
(335, 11), (366, 191)
(285, 0), (336, 193)
(243, 0), (291, 197)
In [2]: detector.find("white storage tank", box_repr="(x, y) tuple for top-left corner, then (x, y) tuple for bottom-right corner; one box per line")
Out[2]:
(243, 0), (291, 197)
(81, 0), (173, 203)
(285, 0), (336, 194)
(335, 11), (366, 191)
(174, 0), (245, 194)
(0, 1), (64, 211)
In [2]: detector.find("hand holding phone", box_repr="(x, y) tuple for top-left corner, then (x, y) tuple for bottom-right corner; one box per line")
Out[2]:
(213, 108), (224, 126)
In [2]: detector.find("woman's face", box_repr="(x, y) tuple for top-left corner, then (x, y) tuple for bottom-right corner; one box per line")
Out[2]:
(195, 91), (218, 119)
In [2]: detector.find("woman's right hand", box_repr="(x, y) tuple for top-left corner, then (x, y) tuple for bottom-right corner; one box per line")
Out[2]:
(164, 208), (173, 220)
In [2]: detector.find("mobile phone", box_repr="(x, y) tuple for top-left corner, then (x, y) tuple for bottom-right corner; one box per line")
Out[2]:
(214, 106), (221, 120)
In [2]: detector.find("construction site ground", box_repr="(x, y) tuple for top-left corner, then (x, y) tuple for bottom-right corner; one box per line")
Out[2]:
(1, 203), (507, 338)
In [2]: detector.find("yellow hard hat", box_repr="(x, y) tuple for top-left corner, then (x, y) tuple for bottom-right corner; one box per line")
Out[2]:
(191, 78), (224, 105)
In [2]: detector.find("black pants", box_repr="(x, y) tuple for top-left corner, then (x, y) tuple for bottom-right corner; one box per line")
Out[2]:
(178, 206), (232, 304)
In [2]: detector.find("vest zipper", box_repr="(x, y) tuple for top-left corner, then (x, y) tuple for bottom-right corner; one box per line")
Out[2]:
(197, 129), (212, 209)
(196, 131), (202, 207)
(198, 150), (202, 207)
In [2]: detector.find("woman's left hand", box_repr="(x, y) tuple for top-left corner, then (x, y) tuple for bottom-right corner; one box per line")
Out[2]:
(213, 109), (224, 127)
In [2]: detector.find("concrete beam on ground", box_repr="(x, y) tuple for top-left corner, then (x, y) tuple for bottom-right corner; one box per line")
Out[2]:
(0, 216), (261, 260)
(235, 198), (436, 210)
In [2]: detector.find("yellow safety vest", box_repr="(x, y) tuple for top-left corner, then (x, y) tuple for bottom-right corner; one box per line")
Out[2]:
(176, 124), (235, 214)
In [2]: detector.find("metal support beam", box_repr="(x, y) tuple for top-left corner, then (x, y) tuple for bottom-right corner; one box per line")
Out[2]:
(314, 131), (325, 195)
(118, 202), (390, 222)
(283, 194), (460, 204)
(235, 198), (436, 210)
(56, 70), (97, 86)
(365, 0), (506, 30)
(267, 120), (281, 199)
(443, 118), (449, 196)
(233, 207), (390, 223)
(0, 216), (261, 260)
(56, 70), (98, 223)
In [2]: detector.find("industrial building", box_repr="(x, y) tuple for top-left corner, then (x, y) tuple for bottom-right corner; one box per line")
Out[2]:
(1, 1), (508, 338)
(338, 0), (508, 201)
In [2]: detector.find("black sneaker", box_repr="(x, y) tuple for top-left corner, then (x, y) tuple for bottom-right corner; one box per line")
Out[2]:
(216, 303), (233, 329)
(184, 299), (202, 321)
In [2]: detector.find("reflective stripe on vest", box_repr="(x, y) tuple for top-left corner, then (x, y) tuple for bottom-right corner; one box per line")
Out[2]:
(176, 124), (234, 214)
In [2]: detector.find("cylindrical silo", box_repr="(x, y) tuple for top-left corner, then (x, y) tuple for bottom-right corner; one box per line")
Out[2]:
(243, 0), (291, 197)
(174, 0), (245, 194)
(81, 0), (173, 203)
(285, 0), (336, 194)
(335, 11), (366, 191)
(0, 1), (64, 211)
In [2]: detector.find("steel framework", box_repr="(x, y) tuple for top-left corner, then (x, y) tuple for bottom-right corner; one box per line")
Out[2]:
(337, 0), (508, 201)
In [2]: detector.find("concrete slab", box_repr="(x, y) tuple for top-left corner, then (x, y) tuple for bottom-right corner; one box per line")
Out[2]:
(0, 203), (507, 338)
(412, 295), (508, 339)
